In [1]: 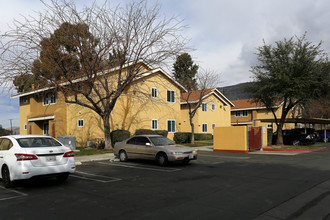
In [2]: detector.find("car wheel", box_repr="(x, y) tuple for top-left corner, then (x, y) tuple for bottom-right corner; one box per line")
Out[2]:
(156, 153), (168, 166)
(292, 140), (300, 146)
(56, 173), (69, 182)
(2, 166), (14, 188)
(119, 150), (128, 162)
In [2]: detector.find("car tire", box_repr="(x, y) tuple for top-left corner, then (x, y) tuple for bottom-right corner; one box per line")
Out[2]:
(292, 140), (300, 146)
(156, 153), (168, 166)
(119, 150), (128, 162)
(56, 173), (69, 182)
(2, 166), (14, 188)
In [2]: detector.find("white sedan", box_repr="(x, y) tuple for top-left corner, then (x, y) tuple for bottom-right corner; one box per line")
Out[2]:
(0, 135), (76, 188)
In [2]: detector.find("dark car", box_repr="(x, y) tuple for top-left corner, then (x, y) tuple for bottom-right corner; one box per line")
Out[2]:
(272, 129), (316, 146)
(317, 130), (330, 142)
(291, 128), (319, 143)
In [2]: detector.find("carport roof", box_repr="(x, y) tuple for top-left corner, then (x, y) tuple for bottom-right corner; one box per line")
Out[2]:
(259, 118), (330, 125)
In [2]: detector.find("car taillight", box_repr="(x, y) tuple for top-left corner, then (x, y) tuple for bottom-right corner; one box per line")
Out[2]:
(63, 151), (74, 157)
(15, 153), (38, 161)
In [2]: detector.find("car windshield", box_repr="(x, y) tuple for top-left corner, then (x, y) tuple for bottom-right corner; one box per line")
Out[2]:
(16, 137), (62, 148)
(149, 136), (175, 146)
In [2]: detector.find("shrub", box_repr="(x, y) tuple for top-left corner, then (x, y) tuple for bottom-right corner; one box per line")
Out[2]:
(135, 129), (168, 137)
(174, 132), (192, 144)
(194, 133), (213, 140)
(111, 130), (130, 147)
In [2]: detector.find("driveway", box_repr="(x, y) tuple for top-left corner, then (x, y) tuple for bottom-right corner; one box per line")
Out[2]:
(0, 143), (330, 219)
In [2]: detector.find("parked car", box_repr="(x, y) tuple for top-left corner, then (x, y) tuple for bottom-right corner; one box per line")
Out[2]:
(317, 130), (330, 142)
(291, 128), (319, 142)
(0, 135), (76, 188)
(114, 135), (197, 166)
(272, 129), (316, 146)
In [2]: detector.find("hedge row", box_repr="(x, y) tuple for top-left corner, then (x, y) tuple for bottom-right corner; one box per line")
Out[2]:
(174, 132), (213, 144)
(135, 129), (168, 137)
(110, 130), (131, 147)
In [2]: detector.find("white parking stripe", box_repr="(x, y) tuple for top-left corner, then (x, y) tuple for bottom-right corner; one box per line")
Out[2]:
(71, 171), (121, 183)
(99, 162), (182, 172)
(0, 186), (28, 201)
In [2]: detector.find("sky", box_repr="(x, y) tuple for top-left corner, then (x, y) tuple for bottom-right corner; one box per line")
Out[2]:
(1, 0), (330, 128)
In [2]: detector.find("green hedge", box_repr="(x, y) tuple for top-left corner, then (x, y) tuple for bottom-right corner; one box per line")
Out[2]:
(111, 130), (131, 147)
(174, 132), (191, 144)
(174, 132), (213, 144)
(135, 129), (168, 137)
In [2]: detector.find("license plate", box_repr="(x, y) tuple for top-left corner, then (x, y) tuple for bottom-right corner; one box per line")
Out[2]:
(46, 156), (56, 162)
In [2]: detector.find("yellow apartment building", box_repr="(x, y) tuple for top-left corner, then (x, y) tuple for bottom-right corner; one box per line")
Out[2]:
(12, 62), (186, 146)
(179, 88), (234, 134)
(231, 99), (301, 131)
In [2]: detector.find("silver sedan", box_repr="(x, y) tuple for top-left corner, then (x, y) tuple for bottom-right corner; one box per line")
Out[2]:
(114, 135), (197, 166)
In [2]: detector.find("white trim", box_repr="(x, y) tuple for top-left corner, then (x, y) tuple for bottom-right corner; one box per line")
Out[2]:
(167, 119), (176, 133)
(166, 90), (176, 103)
(28, 115), (55, 122)
(151, 87), (158, 98)
(151, 119), (158, 130)
(77, 119), (84, 127)
(202, 123), (208, 133)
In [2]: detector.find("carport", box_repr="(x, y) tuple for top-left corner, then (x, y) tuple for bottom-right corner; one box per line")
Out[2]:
(260, 118), (330, 143)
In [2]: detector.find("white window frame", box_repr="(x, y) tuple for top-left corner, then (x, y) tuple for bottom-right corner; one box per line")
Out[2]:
(77, 119), (84, 127)
(235, 111), (241, 117)
(212, 104), (215, 111)
(43, 93), (49, 106)
(202, 103), (207, 112)
(212, 124), (216, 130)
(167, 120), (176, 133)
(151, 88), (158, 98)
(267, 124), (273, 128)
(152, 119), (158, 130)
(43, 92), (57, 106)
(242, 110), (248, 117)
(24, 124), (27, 130)
(202, 123), (208, 133)
(167, 90), (175, 103)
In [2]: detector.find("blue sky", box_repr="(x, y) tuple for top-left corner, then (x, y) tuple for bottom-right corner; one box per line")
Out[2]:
(1, 0), (330, 128)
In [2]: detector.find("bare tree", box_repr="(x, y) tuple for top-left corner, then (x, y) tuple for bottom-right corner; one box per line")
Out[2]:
(180, 69), (220, 144)
(0, 0), (188, 148)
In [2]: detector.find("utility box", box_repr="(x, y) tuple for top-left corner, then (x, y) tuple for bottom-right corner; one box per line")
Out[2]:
(57, 136), (76, 150)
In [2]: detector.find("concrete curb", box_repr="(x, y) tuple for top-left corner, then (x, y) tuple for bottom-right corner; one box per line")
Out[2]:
(75, 153), (116, 165)
(263, 147), (327, 152)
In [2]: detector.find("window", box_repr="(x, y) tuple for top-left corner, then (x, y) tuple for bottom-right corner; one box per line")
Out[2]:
(50, 93), (57, 104)
(202, 124), (208, 133)
(0, 138), (13, 151)
(212, 124), (216, 130)
(167, 120), (176, 133)
(235, 111), (241, 117)
(152, 119), (158, 130)
(151, 88), (158, 98)
(212, 104), (215, 111)
(43, 92), (57, 105)
(23, 98), (29, 104)
(242, 110), (248, 117)
(78, 119), (84, 127)
(167, 90), (175, 103)
(202, 103), (207, 112)
(267, 124), (273, 128)
(126, 137), (150, 145)
(24, 124), (27, 130)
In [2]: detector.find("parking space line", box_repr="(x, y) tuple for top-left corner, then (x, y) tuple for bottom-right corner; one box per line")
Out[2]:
(0, 186), (28, 201)
(99, 162), (182, 172)
(71, 171), (122, 183)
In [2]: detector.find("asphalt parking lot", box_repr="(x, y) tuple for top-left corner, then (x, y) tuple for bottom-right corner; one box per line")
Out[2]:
(1, 143), (330, 220)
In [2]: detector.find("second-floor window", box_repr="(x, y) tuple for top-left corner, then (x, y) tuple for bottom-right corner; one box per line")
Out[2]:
(167, 90), (175, 103)
(202, 103), (207, 112)
(152, 119), (158, 130)
(77, 119), (84, 127)
(43, 92), (57, 105)
(151, 88), (158, 98)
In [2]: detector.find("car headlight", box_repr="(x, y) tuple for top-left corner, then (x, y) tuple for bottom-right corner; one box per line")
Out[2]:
(170, 152), (182, 155)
